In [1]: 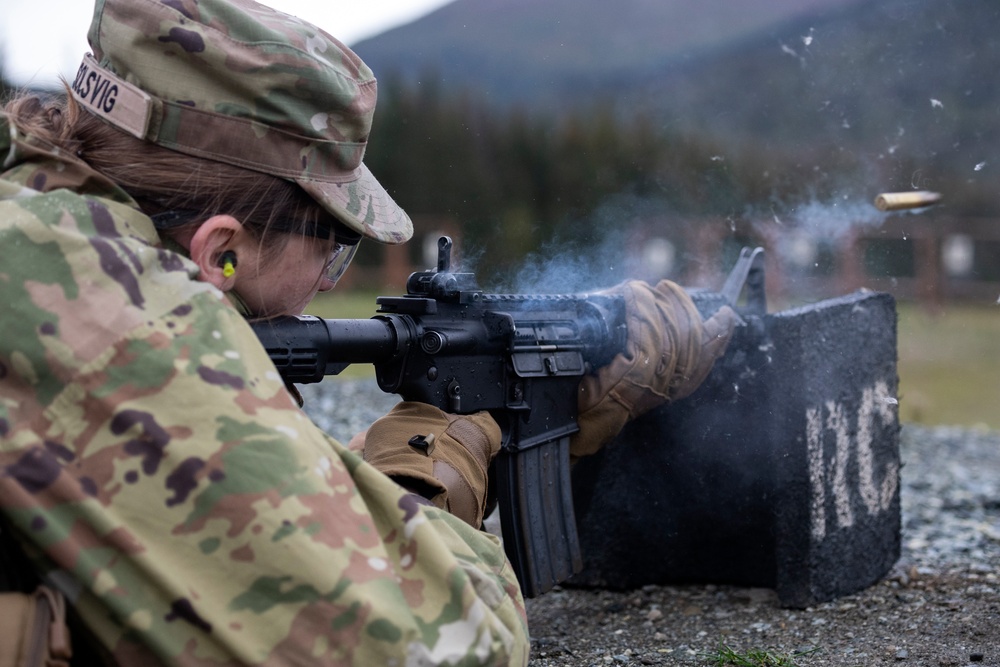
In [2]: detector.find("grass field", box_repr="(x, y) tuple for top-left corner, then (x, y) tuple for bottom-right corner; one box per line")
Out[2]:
(308, 289), (387, 319)
(896, 302), (1000, 430)
(308, 291), (1000, 430)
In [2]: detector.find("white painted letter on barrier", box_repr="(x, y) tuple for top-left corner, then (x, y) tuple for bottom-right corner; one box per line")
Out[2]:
(807, 381), (899, 541)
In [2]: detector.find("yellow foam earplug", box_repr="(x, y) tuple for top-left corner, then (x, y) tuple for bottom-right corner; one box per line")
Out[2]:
(220, 251), (237, 278)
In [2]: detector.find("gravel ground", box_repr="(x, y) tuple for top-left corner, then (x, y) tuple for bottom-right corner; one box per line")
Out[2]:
(301, 380), (1000, 667)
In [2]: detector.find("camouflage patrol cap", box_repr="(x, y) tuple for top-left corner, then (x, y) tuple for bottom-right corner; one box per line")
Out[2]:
(71, 0), (412, 244)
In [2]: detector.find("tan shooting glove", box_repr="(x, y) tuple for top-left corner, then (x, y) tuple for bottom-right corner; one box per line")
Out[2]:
(364, 402), (502, 527)
(570, 279), (740, 459)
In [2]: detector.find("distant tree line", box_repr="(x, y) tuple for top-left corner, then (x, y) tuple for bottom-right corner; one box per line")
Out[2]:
(363, 74), (986, 282)
(363, 74), (761, 279)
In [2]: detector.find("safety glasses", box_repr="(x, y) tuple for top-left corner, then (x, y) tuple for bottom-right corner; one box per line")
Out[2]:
(151, 209), (360, 287)
(324, 240), (358, 286)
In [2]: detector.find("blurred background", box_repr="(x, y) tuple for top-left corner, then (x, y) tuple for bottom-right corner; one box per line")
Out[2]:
(3, 0), (997, 429)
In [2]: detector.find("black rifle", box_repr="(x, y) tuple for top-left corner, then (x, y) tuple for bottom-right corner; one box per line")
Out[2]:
(252, 236), (765, 598)
(251, 236), (627, 598)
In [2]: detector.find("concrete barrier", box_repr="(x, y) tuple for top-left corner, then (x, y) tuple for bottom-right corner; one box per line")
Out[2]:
(569, 290), (900, 608)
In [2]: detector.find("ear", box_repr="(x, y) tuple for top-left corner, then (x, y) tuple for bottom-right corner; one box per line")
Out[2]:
(188, 215), (244, 290)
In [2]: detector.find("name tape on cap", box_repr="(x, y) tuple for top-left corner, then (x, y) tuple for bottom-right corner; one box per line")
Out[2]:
(71, 54), (153, 140)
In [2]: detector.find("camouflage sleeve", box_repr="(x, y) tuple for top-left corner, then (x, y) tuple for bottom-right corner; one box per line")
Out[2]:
(0, 188), (529, 665)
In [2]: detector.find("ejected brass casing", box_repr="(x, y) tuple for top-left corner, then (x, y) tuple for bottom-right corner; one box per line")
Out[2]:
(874, 191), (942, 211)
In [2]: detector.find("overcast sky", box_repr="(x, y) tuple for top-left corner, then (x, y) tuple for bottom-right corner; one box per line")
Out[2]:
(0, 0), (453, 88)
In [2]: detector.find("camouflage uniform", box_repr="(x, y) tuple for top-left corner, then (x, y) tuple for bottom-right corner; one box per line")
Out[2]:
(0, 0), (528, 664)
(0, 113), (528, 665)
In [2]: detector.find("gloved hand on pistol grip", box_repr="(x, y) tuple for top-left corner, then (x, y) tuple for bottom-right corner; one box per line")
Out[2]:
(570, 279), (740, 459)
(363, 402), (502, 528)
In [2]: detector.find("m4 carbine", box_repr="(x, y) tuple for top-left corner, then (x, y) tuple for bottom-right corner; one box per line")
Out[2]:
(251, 236), (626, 598)
(251, 236), (764, 598)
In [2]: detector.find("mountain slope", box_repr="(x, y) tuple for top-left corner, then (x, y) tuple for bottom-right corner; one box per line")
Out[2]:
(624, 0), (1000, 187)
(355, 0), (1000, 212)
(352, 0), (867, 105)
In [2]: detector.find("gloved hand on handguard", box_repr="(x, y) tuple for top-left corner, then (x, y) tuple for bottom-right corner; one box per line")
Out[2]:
(570, 279), (740, 459)
(363, 402), (501, 528)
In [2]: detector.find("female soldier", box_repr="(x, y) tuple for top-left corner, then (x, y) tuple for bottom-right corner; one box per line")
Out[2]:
(0, 0), (736, 664)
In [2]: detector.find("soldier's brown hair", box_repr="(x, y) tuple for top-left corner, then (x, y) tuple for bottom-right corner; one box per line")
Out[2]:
(3, 90), (335, 260)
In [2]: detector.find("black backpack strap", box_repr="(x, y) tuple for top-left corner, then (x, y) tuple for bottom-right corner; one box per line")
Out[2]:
(0, 514), (41, 594)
